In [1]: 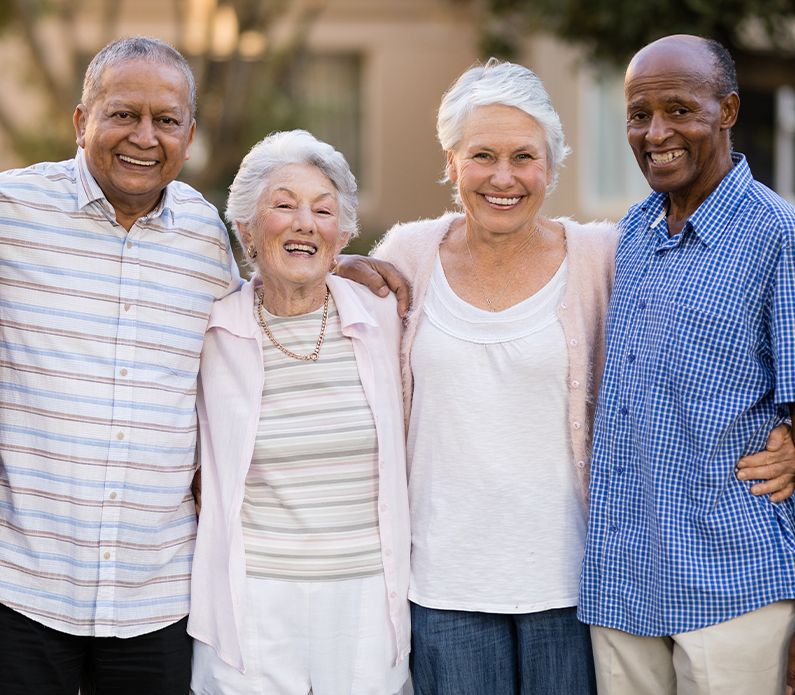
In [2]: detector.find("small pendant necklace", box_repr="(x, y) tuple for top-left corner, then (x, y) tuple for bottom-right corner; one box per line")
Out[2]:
(255, 287), (330, 361)
(464, 224), (540, 312)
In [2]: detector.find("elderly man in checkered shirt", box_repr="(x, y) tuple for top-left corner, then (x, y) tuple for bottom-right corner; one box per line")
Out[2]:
(578, 34), (795, 695)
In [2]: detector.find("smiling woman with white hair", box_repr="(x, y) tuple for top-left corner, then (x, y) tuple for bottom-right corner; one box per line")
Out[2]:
(342, 58), (615, 695)
(187, 130), (410, 694)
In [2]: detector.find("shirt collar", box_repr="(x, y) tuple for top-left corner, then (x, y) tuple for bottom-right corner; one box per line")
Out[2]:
(74, 147), (175, 227)
(207, 275), (378, 340)
(640, 152), (752, 248)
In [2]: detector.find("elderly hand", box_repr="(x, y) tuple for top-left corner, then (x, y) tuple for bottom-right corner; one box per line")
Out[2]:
(191, 467), (202, 516)
(334, 254), (411, 318)
(736, 424), (795, 502)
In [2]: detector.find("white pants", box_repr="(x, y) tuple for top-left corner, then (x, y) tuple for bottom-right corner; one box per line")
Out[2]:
(590, 600), (795, 695)
(191, 573), (409, 695)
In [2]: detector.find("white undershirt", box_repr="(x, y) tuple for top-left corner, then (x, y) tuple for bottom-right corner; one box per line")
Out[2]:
(407, 254), (586, 613)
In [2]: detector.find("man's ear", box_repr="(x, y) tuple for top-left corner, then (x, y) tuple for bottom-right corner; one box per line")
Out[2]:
(184, 119), (197, 161)
(720, 92), (740, 131)
(73, 105), (87, 148)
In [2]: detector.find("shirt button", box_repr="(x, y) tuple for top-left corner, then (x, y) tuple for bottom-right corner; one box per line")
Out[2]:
(609, 524), (619, 533)
(103, 551), (111, 560)
(384, 548), (393, 557)
(123, 303), (131, 312)
(109, 491), (118, 500)
(576, 460), (586, 469)
(569, 338), (579, 347)
(389, 591), (397, 600)
(116, 432), (125, 440)
(126, 241), (133, 249)
(119, 368), (128, 377)
(615, 467), (624, 475)
(638, 299), (646, 310)
(571, 380), (581, 389)
(572, 421), (582, 430)
(560, 302), (568, 310)
(627, 354), (636, 363)
(619, 406), (628, 416)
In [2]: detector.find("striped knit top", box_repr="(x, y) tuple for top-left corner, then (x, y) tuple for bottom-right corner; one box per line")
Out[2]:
(242, 297), (383, 581)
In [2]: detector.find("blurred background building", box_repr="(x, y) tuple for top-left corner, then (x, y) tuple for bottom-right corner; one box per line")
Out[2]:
(0, 0), (793, 254)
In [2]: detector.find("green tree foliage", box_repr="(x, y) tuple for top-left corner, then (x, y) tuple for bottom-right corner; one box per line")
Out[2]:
(467, 0), (795, 73)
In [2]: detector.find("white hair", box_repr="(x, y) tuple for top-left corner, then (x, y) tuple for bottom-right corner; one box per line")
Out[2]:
(437, 57), (571, 195)
(225, 130), (359, 254)
(82, 37), (196, 117)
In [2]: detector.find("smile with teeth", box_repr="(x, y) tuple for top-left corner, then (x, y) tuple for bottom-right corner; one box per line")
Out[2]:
(484, 195), (522, 206)
(649, 150), (685, 165)
(118, 154), (156, 167)
(284, 242), (317, 255)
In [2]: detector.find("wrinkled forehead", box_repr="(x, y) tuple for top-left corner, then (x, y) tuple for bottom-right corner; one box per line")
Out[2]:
(95, 59), (191, 108)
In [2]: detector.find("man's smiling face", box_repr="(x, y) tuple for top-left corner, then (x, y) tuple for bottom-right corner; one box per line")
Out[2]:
(73, 58), (195, 224)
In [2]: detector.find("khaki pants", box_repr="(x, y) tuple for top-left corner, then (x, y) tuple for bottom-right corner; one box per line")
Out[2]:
(590, 601), (795, 695)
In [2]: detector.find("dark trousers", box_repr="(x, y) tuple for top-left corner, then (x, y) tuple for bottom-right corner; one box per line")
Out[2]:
(0, 602), (192, 695)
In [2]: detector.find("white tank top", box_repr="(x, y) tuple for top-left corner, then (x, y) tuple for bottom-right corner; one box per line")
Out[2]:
(407, 254), (586, 613)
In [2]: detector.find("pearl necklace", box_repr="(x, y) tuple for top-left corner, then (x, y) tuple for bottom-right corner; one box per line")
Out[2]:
(255, 287), (330, 361)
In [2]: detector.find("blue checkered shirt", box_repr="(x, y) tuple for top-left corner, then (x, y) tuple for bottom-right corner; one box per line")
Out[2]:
(578, 153), (795, 636)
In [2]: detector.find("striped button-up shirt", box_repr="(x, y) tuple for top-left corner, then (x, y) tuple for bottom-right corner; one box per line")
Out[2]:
(578, 154), (795, 636)
(0, 149), (239, 637)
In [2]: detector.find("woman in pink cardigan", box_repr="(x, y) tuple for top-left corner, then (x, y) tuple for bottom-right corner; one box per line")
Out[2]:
(188, 131), (410, 694)
(337, 59), (795, 695)
(373, 58), (608, 695)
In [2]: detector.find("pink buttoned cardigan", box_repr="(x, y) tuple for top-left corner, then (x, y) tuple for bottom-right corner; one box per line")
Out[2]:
(187, 276), (411, 673)
(373, 212), (618, 509)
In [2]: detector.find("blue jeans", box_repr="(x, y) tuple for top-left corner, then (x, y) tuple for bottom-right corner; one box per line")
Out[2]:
(410, 603), (596, 695)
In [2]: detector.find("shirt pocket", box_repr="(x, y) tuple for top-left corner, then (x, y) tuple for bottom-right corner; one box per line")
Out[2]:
(667, 302), (748, 401)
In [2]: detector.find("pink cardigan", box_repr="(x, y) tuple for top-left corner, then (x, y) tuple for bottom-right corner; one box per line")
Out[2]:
(373, 212), (618, 507)
(187, 276), (411, 672)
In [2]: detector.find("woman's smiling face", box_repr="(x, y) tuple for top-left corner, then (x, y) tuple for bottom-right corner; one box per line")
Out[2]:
(241, 163), (348, 290)
(447, 103), (552, 238)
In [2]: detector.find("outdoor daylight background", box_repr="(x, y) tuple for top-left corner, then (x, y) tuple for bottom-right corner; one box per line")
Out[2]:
(0, 0), (793, 257)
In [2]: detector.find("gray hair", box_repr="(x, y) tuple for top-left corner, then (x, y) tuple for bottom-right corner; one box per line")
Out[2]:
(82, 37), (196, 118)
(437, 58), (570, 195)
(226, 130), (359, 252)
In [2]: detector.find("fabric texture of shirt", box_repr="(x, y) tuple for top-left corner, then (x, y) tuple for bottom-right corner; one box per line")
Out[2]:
(187, 277), (411, 673)
(408, 255), (588, 613)
(579, 153), (795, 636)
(373, 213), (618, 511)
(0, 149), (239, 637)
(243, 299), (382, 582)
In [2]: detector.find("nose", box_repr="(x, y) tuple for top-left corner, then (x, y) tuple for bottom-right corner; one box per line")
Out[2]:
(292, 205), (315, 233)
(645, 112), (672, 145)
(128, 117), (158, 149)
(490, 158), (515, 188)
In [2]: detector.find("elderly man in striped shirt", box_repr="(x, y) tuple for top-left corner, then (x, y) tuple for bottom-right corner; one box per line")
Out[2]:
(579, 35), (795, 695)
(0, 37), (239, 694)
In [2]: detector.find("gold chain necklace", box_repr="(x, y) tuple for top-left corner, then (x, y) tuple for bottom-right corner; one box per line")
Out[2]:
(255, 287), (330, 361)
(463, 224), (540, 312)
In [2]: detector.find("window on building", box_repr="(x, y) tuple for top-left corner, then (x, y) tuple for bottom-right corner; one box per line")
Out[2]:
(289, 52), (364, 185)
(579, 70), (649, 216)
